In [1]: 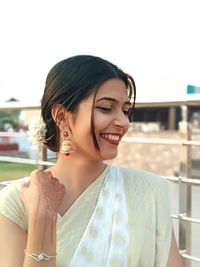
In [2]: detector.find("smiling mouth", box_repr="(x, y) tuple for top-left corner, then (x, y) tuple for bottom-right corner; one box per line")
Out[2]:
(100, 133), (122, 145)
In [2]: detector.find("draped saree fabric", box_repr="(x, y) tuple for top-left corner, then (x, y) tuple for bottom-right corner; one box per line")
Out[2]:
(68, 166), (129, 266)
(0, 165), (172, 267)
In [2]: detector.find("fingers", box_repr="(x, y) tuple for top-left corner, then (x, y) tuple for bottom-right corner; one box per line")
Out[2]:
(20, 168), (65, 216)
(38, 171), (59, 185)
(30, 169), (43, 177)
(24, 169), (63, 189)
(29, 169), (65, 194)
(29, 169), (54, 184)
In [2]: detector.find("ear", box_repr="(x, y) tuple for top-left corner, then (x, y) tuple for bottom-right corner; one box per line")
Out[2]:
(51, 104), (68, 129)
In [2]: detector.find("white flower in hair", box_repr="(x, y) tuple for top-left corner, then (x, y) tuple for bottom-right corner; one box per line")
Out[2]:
(27, 116), (47, 145)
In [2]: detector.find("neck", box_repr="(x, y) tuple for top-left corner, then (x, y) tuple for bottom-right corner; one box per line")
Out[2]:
(48, 153), (107, 191)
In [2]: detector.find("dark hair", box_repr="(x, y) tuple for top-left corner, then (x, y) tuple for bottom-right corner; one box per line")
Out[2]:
(41, 55), (136, 152)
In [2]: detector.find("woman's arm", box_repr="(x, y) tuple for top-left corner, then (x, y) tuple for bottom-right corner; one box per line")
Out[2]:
(0, 210), (57, 267)
(23, 208), (57, 267)
(167, 230), (183, 267)
(0, 170), (65, 267)
(0, 214), (27, 267)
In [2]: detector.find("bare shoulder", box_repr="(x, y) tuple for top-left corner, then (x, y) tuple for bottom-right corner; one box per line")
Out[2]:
(0, 213), (27, 267)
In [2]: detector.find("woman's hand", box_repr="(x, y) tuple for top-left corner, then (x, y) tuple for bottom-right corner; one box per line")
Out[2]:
(20, 169), (65, 217)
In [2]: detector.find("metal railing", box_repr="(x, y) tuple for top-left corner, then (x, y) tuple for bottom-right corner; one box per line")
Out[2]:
(167, 175), (200, 264)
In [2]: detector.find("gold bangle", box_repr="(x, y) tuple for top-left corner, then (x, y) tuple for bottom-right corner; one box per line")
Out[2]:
(24, 250), (57, 261)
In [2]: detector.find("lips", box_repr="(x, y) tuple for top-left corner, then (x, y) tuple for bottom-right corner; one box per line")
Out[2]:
(100, 133), (122, 145)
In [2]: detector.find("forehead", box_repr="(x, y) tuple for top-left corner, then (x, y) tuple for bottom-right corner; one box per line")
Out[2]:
(95, 78), (128, 100)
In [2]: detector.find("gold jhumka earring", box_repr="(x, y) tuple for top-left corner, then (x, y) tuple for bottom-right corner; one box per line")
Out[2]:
(60, 127), (73, 156)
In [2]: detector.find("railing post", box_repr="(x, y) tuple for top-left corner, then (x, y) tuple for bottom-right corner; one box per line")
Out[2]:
(179, 105), (192, 267)
(38, 144), (47, 170)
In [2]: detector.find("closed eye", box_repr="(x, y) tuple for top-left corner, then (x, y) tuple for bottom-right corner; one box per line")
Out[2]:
(96, 107), (112, 112)
(96, 106), (130, 116)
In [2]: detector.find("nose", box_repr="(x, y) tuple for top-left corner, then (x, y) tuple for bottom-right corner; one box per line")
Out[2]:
(113, 110), (129, 129)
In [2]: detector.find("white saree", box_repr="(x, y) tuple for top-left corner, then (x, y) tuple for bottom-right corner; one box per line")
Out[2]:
(68, 166), (129, 267)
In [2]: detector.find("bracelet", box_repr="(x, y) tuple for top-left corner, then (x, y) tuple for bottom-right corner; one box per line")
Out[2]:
(24, 250), (57, 261)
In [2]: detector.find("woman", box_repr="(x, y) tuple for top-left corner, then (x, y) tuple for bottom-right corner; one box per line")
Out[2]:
(0, 55), (183, 267)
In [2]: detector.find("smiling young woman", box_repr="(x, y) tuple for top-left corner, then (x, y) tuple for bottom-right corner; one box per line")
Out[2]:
(0, 55), (183, 267)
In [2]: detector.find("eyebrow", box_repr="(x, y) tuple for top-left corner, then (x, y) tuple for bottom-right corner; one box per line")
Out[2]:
(96, 97), (132, 105)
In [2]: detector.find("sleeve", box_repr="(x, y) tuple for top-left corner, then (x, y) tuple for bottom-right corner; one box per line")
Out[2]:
(0, 179), (28, 231)
(155, 177), (172, 267)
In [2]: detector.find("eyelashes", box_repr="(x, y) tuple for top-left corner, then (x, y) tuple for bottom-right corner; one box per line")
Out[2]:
(96, 106), (129, 116)
(97, 107), (111, 112)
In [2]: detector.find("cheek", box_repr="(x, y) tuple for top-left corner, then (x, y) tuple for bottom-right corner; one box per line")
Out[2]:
(72, 117), (94, 145)
(94, 113), (111, 132)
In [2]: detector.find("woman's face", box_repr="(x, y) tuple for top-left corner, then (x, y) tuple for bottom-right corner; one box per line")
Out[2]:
(69, 78), (131, 161)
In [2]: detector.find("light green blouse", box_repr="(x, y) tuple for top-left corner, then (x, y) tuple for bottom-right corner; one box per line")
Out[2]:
(0, 165), (172, 267)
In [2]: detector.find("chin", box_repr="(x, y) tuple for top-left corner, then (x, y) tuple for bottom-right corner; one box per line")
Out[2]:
(100, 150), (118, 161)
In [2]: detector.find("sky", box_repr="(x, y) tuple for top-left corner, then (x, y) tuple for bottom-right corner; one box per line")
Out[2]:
(0, 0), (200, 103)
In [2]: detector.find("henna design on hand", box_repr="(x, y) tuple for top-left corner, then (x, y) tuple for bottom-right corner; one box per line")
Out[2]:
(35, 171), (65, 216)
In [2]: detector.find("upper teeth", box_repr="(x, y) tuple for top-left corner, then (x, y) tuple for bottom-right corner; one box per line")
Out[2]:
(101, 134), (120, 141)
